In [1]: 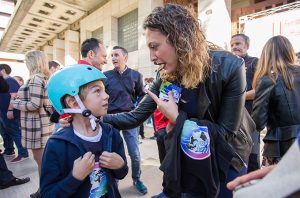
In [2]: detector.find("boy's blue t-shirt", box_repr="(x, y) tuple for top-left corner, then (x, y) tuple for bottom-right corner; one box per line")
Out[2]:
(75, 134), (108, 198)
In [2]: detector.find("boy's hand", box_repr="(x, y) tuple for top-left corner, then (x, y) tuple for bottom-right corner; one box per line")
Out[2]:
(99, 151), (124, 170)
(72, 152), (95, 180)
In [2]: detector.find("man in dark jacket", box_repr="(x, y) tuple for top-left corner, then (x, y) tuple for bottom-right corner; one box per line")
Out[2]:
(0, 64), (29, 163)
(0, 74), (30, 189)
(231, 34), (260, 173)
(104, 46), (147, 195)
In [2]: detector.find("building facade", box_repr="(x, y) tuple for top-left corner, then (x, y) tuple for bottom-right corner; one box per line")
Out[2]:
(0, 0), (298, 78)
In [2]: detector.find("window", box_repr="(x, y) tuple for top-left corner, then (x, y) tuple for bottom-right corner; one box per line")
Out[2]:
(92, 27), (103, 42)
(118, 9), (138, 52)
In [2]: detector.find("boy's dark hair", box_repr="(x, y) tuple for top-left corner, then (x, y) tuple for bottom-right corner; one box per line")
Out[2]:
(231, 33), (250, 45)
(113, 46), (128, 56)
(0, 64), (12, 75)
(81, 38), (102, 58)
(48, 61), (60, 70)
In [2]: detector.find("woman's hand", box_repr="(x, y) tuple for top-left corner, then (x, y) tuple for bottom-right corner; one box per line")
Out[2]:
(146, 90), (179, 124)
(227, 165), (275, 190)
(59, 116), (72, 127)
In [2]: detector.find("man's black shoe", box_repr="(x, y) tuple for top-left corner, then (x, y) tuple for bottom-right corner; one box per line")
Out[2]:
(0, 177), (30, 189)
(30, 189), (40, 198)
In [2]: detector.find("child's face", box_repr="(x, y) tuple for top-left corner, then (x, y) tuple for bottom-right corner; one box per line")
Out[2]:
(83, 80), (109, 117)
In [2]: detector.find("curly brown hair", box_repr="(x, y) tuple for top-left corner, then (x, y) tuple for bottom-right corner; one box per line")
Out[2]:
(143, 3), (211, 88)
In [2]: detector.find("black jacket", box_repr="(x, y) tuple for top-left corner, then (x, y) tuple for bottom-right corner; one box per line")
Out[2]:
(252, 72), (300, 142)
(104, 68), (145, 114)
(242, 54), (258, 114)
(103, 50), (255, 176)
(161, 111), (227, 197)
(40, 122), (128, 198)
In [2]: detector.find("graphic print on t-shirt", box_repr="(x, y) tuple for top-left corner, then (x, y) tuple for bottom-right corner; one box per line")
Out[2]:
(180, 120), (210, 160)
(89, 162), (108, 198)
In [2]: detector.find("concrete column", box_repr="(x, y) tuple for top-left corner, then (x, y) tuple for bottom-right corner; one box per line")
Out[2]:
(137, 0), (163, 77)
(65, 30), (80, 66)
(42, 45), (53, 62)
(198, 0), (232, 50)
(99, 15), (117, 71)
(53, 39), (65, 66)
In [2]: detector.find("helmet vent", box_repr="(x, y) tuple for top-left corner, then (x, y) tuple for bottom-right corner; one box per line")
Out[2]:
(87, 67), (92, 70)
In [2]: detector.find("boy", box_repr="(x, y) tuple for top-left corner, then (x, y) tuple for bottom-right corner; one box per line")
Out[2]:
(41, 64), (128, 198)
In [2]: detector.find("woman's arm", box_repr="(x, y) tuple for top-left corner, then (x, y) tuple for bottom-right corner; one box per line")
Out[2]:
(103, 77), (161, 129)
(251, 77), (274, 131)
(216, 59), (247, 136)
(13, 75), (45, 111)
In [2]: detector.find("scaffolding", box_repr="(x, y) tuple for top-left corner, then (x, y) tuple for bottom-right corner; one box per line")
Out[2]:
(239, 1), (300, 33)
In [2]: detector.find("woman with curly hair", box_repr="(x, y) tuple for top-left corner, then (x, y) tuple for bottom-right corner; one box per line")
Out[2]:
(102, 4), (254, 198)
(12, 50), (53, 198)
(252, 36), (300, 167)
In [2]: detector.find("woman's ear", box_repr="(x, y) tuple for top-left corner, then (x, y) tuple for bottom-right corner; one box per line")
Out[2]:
(65, 96), (79, 109)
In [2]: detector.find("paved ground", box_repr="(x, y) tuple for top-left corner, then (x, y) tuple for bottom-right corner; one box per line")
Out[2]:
(0, 126), (265, 198)
(0, 126), (163, 198)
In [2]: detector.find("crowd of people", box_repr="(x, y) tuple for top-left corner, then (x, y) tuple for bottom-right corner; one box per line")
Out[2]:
(0, 3), (300, 198)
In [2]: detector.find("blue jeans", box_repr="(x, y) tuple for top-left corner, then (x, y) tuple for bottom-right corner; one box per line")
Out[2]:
(218, 166), (247, 198)
(0, 116), (15, 154)
(2, 117), (28, 157)
(122, 127), (141, 181)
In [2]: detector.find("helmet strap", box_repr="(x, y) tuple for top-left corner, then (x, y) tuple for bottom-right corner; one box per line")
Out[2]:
(63, 95), (99, 131)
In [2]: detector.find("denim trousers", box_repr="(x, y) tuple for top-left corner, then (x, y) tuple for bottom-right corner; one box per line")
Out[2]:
(0, 115), (15, 154)
(2, 117), (28, 157)
(122, 126), (141, 181)
(219, 166), (247, 198)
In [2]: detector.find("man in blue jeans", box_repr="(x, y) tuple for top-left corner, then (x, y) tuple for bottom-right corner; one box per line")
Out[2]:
(104, 46), (147, 195)
(0, 113), (15, 156)
(0, 74), (30, 189)
(0, 64), (28, 163)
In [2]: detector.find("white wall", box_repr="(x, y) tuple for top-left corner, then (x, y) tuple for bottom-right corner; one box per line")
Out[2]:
(0, 52), (29, 81)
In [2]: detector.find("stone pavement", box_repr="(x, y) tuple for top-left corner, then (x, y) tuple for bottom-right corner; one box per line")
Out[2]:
(0, 126), (163, 198)
(0, 126), (265, 198)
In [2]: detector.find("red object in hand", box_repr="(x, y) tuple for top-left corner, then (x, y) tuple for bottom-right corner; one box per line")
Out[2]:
(60, 113), (70, 119)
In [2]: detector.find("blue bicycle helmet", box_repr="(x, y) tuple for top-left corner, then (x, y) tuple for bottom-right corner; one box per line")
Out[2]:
(47, 64), (106, 115)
